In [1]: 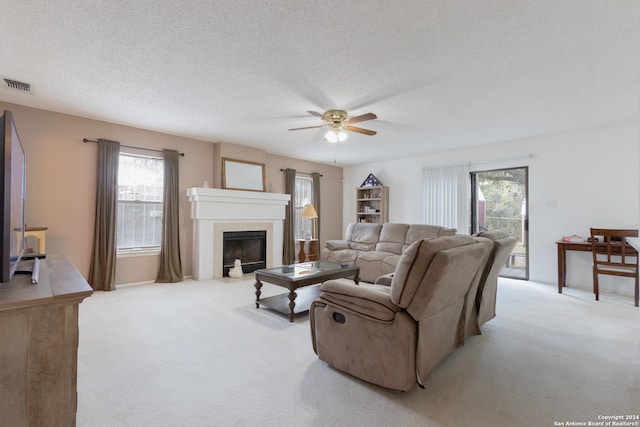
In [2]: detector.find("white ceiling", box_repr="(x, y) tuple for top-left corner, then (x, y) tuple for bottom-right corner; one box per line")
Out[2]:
(1, 0), (639, 166)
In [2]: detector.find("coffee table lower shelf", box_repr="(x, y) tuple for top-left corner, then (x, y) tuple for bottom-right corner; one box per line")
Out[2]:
(256, 285), (321, 320)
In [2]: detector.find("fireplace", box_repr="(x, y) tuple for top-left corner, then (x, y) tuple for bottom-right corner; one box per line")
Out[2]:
(223, 230), (266, 276)
(187, 188), (290, 280)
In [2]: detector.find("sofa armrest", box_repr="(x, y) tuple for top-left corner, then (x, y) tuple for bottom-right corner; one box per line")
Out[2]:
(374, 273), (394, 286)
(325, 239), (350, 250)
(318, 280), (399, 321)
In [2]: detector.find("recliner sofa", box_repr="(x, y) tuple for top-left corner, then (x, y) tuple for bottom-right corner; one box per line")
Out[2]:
(310, 234), (493, 391)
(321, 222), (457, 283)
(467, 229), (518, 335)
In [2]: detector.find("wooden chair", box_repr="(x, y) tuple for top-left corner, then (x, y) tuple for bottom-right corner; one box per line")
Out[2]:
(590, 228), (639, 307)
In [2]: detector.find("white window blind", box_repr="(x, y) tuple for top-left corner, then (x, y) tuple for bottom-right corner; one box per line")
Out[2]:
(422, 164), (470, 234)
(117, 153), (164, 250)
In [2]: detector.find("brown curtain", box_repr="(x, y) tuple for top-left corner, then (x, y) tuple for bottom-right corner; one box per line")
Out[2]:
(88, 139), (120, 291)
(283, 168), (296, 265)
(312, 172), (321, 243)
(156, 149), (183, 283)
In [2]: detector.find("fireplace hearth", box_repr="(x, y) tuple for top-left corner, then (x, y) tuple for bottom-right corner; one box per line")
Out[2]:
(223, 230), (267, 276)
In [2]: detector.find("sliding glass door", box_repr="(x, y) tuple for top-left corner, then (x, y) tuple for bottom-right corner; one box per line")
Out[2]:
(470, 167), (528, 280)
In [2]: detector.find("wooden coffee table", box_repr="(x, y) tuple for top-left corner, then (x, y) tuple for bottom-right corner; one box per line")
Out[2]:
(254, 261), (360, 322)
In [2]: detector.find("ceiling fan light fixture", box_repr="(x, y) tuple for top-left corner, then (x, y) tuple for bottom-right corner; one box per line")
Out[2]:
(325, 129), (347, 143)
(290, 109), (376, 142)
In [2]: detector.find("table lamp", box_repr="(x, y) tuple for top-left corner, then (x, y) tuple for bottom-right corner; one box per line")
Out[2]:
(301, 204), (318, 240)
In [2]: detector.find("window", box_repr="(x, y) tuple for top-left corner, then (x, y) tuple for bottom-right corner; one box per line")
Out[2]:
(470, 166), (528, 280)
(117, 153), (164, 251)
(294, 175), (313, 239)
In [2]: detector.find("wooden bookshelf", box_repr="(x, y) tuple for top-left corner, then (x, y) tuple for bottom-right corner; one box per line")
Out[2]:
(356, 185), (389, 224)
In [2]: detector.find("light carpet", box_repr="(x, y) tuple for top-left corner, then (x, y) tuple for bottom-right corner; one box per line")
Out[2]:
(77, 276), (640, 427)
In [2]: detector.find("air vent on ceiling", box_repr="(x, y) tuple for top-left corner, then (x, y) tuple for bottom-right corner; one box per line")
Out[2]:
(3, 78), (31, 92)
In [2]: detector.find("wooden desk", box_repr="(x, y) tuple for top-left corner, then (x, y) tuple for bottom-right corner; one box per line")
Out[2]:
(556, 240), (637, 293)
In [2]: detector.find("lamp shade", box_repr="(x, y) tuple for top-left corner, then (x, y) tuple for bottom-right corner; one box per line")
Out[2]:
(324, 129), (347, 143)
(301, 204), (318, 219)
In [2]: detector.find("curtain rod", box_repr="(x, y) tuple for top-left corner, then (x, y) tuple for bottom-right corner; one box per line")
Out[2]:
(280, 168), (323, 177)
(83, 138), (185, 157)
(423, 154), (535, 170)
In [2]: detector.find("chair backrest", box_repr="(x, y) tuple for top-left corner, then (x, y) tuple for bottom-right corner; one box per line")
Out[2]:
(376, 223), (409, 254)
(402, 224), (456, 252)
(470, 230), (518, 331)
(390, 235), (492, 321)
(344, 222), (382, 251)
(590, 228), (638, 272)
(389, 234), (493, 382)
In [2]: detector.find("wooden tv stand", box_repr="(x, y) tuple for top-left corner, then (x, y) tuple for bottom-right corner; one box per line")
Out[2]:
(0, 255), (93, 427)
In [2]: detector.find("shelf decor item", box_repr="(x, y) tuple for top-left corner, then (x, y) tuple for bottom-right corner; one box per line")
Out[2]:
(360, 173), (383, 187)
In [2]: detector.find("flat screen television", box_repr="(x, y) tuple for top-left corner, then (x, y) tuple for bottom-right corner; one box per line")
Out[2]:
(0, 110), (26, 283)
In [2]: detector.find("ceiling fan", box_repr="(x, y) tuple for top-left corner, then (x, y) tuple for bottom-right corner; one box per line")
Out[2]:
(288, 110), (377, 142)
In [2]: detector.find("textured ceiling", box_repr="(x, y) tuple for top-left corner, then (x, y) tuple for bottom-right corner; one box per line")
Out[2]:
(1, 0), (639, 166)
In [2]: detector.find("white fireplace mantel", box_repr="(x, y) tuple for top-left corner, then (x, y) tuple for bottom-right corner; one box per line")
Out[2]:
(187, 188), (291, 280)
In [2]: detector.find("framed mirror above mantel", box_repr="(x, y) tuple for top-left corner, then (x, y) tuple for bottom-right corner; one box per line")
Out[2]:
(222, 157), (266, 192)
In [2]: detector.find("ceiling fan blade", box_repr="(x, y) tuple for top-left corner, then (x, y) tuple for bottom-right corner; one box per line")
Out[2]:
(344, 125), (377, 136)
(307, 111), (324, 118)
(344, 112), (377, 124)
(288, 125), (325, 131)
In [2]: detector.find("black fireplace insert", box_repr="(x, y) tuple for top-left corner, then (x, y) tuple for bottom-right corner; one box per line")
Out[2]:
(222, 230), (266, 276)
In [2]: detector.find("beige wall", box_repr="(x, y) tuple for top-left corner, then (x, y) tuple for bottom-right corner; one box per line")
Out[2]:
(1, 102), (343, 285)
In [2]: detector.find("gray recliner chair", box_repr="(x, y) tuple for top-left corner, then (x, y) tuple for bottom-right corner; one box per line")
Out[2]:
(310, 235), (493, 391)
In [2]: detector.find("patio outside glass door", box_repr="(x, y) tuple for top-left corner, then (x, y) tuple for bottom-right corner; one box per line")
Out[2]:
(470, 167), (528, 280)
